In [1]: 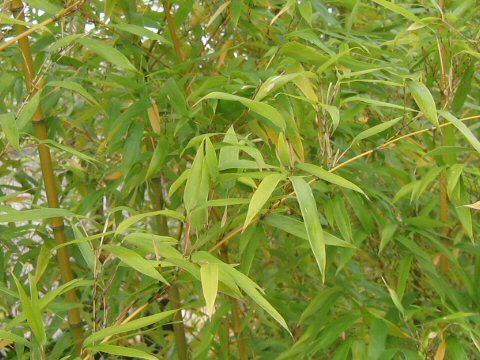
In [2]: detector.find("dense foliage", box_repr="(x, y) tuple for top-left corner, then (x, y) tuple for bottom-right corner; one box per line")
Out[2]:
(1, 0), (480, 359)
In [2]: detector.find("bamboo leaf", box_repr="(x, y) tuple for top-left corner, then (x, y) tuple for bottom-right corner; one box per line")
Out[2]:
(110, 24), (171, 45)
(263, 214), (355, 248)
(78, 38), (137, 71)
(297, 163), (366, 196)
(0, 113), (19, 150)
(200, 263), (219, 317)
(12, 275), (46, 345)
(16, 90), (41, 130)
(200, 92), (286, 131)
(46, 80), (99, 106)
(371, 0), (420, 22)
(440, 111), (480, 154)
(84, 310), (176, 346)
(87, 344), (158, 360)
(103, 245), (169, 284)
(0, 208), (75, 223)
(115, 209), (184, 235)
(407, 81), (439, 126)
(353, 117), (401, 143)
(0, 330), (31, 347)
(243, 173), (285, 229)
(290, 176), (326, 280)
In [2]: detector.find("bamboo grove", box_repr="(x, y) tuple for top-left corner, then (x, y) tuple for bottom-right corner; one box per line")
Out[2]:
(1, 0), (480, 359)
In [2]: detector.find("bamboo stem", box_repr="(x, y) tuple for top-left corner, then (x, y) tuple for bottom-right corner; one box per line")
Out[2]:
(9, 0), (85, 354)
(438, 0), (453, 272)
(1, 0), (84, 52)
(163, 1), (185, 63)
(149, 173), (188, 359)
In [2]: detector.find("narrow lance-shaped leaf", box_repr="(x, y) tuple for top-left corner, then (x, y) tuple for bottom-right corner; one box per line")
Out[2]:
(407, 80), (439, 126)
(297, 163), (366, 196)
(290, 176), (326, 281)
(78, 38), (137, 71)
(200, 92), (286, 131)
(353, 117), (401, 143)
(243, 173), (285, 229)
(87, 345), (158, 360)
(12, 275), (46, 346)
(439, 111), (480, 154)
(84, 310), (176, 346)
(115, 209), (184, 235)
(103, 245), (169, 285)
(200, 263), (219, 317)
(0, 113), (19, 150)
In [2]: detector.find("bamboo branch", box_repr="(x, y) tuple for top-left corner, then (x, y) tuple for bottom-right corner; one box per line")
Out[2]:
(163, 1), (185, 63)
(1, 0), (84, 52)
(9, 0), (85, 354)
(209, 114), (480, 253)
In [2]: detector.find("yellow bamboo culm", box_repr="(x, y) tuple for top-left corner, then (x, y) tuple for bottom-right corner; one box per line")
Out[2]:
(8, 0), (85, 354)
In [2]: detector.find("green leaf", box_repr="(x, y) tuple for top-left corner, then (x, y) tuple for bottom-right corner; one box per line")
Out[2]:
(103, 245), (169, 284)
(255, 72), (310, 101)
(115, 209), (184, 235)
(145, 138), (168, 180)
(0, 113), (19, 150)
(200, 263), (219, 317)
(72, 226), (95, 271)
(263, 214), (355, 248)
(17, 91), (41, 130)
(452, 63), (474, 113)
(84, 310), (176, 346)
(0, 208), (75, 223)
(371, 0), (420, 22)
(12, 275), (46, 345)
(78, 38), (137, 71)
(290, 176), (326, 281)
(243, 173), (285, 229)
(45, 80), (99, 106)
(440, 111), (480, 154)
(353, 117), (401, 143)
(0, 330), (31, 347)
(200, 92), (286, 131)
(184, 141), (209, 213)
(87, 345), (158, 360)
(407, 81), (439, 126)
(110, 23), (171, 45)
(25, 0), (60, 15)
(297, 163), (366, 196)
(221, 263), (290, 334)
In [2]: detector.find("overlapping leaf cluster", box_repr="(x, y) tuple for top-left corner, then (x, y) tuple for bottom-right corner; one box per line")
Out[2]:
(1, 0), (480, 359)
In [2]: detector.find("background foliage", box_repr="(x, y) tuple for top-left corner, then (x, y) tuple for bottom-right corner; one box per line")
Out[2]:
(1, 0), (480, 359)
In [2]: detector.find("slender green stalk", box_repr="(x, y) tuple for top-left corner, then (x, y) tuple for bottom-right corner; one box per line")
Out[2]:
(9, 0), (85, 354)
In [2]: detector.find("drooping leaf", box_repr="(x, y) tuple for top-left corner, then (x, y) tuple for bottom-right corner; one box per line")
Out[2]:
(290, 176), (326, 280)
